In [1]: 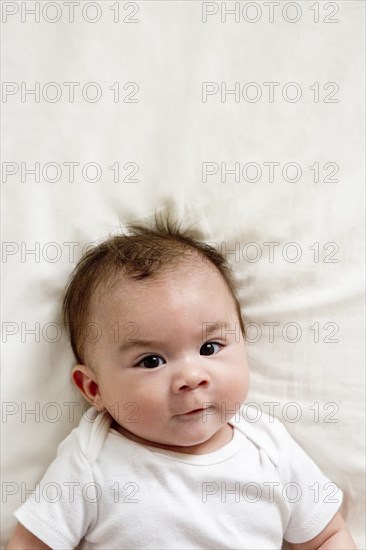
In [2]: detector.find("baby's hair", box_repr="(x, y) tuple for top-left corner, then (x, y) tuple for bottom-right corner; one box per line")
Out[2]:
(62, 213), (245, 366)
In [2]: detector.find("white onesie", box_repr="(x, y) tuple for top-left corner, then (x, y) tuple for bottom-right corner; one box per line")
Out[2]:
(14, 405), (342, 549)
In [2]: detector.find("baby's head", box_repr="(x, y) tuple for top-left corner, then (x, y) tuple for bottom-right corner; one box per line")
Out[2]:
(63, 216), (249, 454)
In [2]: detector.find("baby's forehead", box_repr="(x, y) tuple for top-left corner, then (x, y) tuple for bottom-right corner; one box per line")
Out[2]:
(92, 258), (227, 313)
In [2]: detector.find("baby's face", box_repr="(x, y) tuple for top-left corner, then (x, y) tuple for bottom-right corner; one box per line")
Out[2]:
(79, 260), (249, 454)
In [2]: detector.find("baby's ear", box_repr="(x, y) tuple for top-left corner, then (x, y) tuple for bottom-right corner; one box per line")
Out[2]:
(71, 364), (105, 412)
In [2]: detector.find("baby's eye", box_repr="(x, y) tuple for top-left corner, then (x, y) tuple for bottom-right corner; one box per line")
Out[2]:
(137, 355), (165, 369)
(200, 342), (222, 356)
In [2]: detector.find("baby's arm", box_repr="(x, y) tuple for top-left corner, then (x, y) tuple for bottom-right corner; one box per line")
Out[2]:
(7, 523), (51, 550)
(289, 512), (356, 550)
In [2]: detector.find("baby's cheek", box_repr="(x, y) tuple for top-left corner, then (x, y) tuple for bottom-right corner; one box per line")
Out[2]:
(128, 403), (161, 428)
(228, 368), (249, 400)
(119, 401), (141, 426)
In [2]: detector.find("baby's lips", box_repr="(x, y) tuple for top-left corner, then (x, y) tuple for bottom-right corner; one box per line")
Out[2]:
(178, 404), (218, 415)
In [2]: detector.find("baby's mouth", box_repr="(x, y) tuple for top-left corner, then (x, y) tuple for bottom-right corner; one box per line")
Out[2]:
(179, 405), (217, 416)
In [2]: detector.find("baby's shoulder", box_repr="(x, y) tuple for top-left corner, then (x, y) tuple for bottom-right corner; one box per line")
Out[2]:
(56, 407), (113, 467)
(229, 404), (292, 466)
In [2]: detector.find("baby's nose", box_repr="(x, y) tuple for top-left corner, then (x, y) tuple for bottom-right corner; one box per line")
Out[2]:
(172, 366), (210, 393)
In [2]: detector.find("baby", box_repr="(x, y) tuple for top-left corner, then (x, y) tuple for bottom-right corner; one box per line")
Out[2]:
(8, 216), (356, 549)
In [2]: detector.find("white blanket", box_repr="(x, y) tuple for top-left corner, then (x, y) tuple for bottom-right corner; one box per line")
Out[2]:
(2, 1), (364, 547)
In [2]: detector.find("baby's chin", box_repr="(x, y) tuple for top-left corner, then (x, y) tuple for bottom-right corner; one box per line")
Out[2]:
(115, 417), (233, 454)
(138, 424), (233, 455)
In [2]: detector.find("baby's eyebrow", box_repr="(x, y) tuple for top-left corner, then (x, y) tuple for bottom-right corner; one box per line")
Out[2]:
(201, 321), (228, 339)
(118, 338), (157, 353)
(202, 321), (226, 336)
(117, 322), (227, 353)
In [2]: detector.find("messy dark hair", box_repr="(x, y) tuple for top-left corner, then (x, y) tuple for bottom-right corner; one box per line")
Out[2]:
(62, 214), (245, 366)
